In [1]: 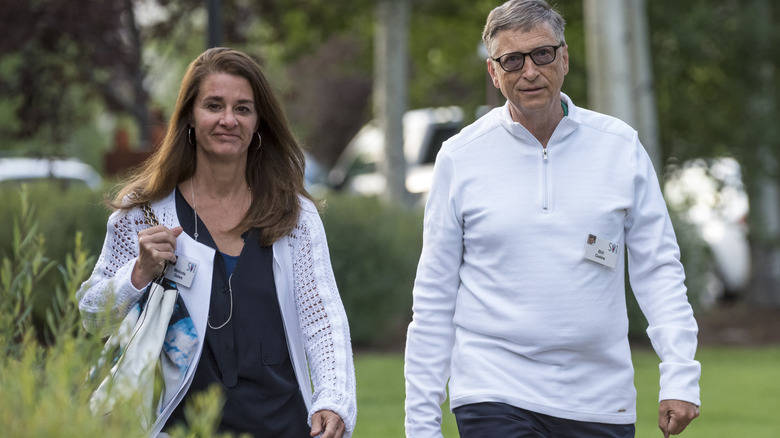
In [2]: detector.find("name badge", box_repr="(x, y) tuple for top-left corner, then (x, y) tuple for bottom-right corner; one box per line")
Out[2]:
(583, 234), (620, 270)
(165, 253), (200, 288)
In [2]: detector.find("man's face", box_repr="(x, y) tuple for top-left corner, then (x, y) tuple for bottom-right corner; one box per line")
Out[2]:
(487, 24), (569, 123)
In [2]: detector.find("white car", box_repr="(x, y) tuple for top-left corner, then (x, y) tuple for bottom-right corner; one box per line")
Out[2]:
(664, 157), (751, 304)
(0, 157), (102, 190)
(328, 106), (464, 200)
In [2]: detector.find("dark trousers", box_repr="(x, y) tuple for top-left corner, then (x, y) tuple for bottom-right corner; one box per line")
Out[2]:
(454, 402), (635, 438)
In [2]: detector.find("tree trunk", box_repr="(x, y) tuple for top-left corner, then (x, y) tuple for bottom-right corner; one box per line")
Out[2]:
(207, 0), (222, 48)
(750, 166), (780, 306)
(125, 0), (151, 150)
(626, 0), (661, 172)
(746, 0), (780, 306)
(375, 0), (410, 206)
(583, 0), (661, 173)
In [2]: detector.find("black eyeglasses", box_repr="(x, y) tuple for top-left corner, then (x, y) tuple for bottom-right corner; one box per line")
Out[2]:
(491, 43), (564, 72)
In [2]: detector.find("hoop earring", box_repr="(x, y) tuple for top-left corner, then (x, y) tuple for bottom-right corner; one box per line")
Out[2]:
(254, 132), (262, 150)
(188, 127), (196, 146)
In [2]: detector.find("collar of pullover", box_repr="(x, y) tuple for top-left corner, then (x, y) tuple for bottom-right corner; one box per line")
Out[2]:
(498, 92), (580, 147)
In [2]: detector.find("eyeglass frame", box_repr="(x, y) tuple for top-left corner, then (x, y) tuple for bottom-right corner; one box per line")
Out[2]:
(491, 43), (565, 72)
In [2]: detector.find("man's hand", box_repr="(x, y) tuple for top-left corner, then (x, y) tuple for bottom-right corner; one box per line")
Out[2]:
(659, 399), (699, 437)
(310, 409), (346, 438)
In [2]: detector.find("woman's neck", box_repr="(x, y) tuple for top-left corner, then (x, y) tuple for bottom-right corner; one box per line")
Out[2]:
(192, 156), (249, 199)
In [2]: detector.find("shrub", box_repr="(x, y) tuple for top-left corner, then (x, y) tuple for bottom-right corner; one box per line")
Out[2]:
(0, 182), (111, 329)
(0, 188), (227, 437)
(321, 195), (423, 348)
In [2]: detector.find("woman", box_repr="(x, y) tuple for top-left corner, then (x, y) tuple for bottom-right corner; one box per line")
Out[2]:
(77, 47), (356, 437)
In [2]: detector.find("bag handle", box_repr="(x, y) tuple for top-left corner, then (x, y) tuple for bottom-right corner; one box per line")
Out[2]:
(139, 203), (169, 276)
(140, 203), (161, 227)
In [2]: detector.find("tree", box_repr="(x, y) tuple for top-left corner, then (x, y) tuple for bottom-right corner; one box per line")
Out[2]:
(375, 0), (410, 205)
(583, 0), (661, 171)
(742, 0), (780, 305)
(647, 0), (780, 304)
(0, 0), (152, 153)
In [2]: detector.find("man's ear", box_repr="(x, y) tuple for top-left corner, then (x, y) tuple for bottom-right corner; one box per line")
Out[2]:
(487, 59), (501, 89)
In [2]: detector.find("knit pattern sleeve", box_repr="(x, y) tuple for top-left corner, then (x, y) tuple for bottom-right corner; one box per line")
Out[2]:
(289, 200), (357, 436)
(76, 207), (149, 338)
(76, 193), (179, 338)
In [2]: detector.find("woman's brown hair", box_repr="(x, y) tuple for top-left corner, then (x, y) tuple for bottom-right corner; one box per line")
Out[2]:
(112, 47), (314, 246)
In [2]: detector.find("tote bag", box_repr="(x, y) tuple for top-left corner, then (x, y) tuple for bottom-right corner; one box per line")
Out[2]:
(89, 203), (194, 430)
(89, 274), (179, 429)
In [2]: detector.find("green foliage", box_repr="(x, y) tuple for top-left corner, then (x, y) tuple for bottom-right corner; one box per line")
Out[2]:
(0, 1), (131, 148)
(670, 214), (714, 312)
(46, 231), (95, 343)
(321, 194), (424, 348)
(0, 187), (57, 349)
(648, 0), (779, 184)
(0, 182), (111, 332)
(407, 0), (589, 120)
(0, 187), (132, 434)
(165, 386), (232, 438)
(407, 1), (496, 117)
(0, 187), (228, 436)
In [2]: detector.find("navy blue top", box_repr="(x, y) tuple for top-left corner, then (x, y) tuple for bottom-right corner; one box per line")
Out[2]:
(165, 189), (308, 437)
(222, 252), (239, 277)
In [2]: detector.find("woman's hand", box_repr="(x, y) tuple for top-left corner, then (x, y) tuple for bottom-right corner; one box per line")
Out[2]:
(131, 225), (183, 289)
(310, 409), (346, 438)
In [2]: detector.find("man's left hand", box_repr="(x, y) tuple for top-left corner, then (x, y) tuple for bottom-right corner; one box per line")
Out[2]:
(310, 409), (346, 438)
(658, 399), (699, 437)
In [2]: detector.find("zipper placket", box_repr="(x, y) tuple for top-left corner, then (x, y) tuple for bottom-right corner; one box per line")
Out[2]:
(542, 146), (549, 212)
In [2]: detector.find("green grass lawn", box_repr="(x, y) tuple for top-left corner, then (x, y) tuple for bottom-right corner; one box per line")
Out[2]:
(354, 346), (780, 437)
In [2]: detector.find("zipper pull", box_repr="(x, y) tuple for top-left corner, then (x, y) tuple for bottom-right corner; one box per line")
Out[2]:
(543, 147), (548, 161)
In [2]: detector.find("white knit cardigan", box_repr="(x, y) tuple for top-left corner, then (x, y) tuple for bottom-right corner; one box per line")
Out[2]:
(77, 190), (357, 436)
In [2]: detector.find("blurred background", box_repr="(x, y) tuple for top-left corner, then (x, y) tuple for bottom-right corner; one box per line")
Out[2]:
(0, 0), (780, 362)
(0, 0), (780, 346)
(2, 0), (778, 344)
(0, 0), (778, 435)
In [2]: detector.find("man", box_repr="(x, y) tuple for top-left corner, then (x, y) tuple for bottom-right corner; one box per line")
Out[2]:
(404, 1), (700, 437)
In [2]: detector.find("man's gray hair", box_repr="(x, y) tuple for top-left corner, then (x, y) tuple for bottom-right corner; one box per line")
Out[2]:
(482, 0), (566, 58)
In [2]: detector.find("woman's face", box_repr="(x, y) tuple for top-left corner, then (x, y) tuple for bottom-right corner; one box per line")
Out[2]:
(191, 72), (258, 161)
